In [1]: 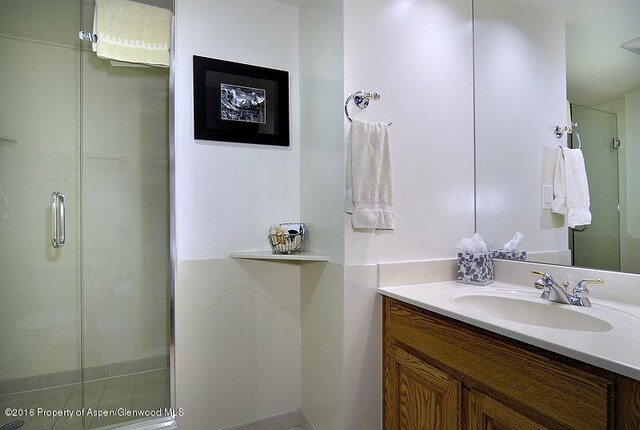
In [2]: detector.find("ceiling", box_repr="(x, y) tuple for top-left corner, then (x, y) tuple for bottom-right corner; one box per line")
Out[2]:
(563, 0), (640, 105)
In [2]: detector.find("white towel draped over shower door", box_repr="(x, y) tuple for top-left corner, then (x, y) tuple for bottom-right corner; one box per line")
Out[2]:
(345, 119), (395, 230)
(552, 147), (592, 228)
(93, 0), (172, 67)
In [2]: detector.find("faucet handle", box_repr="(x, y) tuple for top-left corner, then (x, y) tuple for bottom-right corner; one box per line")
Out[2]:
(531, 271), (548, 289)
(579, 278), (605, 286)
(573, 278), (604, 298)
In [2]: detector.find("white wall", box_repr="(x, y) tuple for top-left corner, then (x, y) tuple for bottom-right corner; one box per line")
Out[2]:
(341, 1), (475, 429)
(343, 0), (476, 265)
(299, 0), (345, 263)
(175, 0), (300, 261)
(174, 1), (302, 428)
(300, 262), (344, 430)
(343, 264), (381, 430)
(299, 0), (346, 429)
(177, 259), (301, 430)
(474, 0), (568, 255)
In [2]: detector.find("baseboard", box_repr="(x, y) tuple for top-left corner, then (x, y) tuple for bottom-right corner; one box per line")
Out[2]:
(220, 410), (301, 430)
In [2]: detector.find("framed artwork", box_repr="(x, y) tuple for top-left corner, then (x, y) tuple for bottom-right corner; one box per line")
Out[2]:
(193, 55), (290, 146)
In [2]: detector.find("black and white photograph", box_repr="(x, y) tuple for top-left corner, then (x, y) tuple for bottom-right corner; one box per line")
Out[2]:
(193, 55), (289, 146)
(220, 83), (267, 124)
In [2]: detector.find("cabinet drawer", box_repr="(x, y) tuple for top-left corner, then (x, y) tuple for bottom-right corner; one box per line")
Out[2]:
(386, 299), (612, 429)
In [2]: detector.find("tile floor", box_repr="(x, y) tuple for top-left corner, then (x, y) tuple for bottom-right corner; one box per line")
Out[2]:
(0, 369), (169, 430)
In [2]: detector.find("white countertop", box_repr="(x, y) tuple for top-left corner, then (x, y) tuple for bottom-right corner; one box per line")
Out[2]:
(379, 281), (640, 381)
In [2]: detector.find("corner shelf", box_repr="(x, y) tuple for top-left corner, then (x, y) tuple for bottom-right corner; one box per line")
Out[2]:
(229, 250), (329, 262)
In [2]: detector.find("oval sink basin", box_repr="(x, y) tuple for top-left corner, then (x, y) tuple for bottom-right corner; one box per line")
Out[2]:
(452, 294), (613, 332)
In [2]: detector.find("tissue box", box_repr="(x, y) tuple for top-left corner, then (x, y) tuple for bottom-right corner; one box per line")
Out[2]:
(492, 250), (527, 261)
(457, 252), (494, 285)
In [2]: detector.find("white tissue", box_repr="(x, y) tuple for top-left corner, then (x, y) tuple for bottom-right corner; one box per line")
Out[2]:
(456, 233), (489, 253)
(502, 232), (524, 251)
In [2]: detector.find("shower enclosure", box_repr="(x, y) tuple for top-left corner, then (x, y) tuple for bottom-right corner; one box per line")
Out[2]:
(0, 1), (173, 429)
(569, 104), (621, 272)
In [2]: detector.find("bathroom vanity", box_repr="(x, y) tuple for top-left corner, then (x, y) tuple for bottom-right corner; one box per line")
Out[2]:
(380, 282), (640, 429)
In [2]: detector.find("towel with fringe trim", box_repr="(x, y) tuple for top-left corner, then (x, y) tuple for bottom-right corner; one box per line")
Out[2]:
(93, 0), (172, 67)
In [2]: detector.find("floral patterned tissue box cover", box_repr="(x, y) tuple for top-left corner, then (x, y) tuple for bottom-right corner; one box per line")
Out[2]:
(457, 252), (494, 285)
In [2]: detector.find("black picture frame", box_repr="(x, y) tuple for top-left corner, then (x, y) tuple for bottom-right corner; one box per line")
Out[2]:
(193, 55), (290, 146)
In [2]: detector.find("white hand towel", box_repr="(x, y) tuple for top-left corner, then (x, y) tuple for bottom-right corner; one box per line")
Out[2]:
(552, 147), (591, 228)
(345, 119), (395, 230)
(93, 0), (172, 67)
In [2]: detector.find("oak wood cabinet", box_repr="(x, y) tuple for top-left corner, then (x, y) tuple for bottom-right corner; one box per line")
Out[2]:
(383, 297), (640, 430)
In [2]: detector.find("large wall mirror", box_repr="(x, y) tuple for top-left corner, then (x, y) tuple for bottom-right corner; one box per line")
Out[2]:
(473, 0), (640, 274)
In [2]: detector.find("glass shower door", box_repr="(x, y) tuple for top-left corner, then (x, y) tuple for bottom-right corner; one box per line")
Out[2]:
(570, 104), (621, 271)
(1, 1), (172, 429)
(0, 1), (83, 429)
(79, 1), (172, 428)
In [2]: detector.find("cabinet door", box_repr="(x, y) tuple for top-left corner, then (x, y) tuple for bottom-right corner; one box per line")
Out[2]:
(465, 389), (562, 430)
(385, 346), (461, 429)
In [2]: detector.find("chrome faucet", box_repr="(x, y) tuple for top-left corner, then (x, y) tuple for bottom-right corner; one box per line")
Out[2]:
(532, 271), (572, 304)
(531, 271), (604, 307)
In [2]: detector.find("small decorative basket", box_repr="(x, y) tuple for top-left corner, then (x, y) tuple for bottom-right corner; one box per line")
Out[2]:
(268, 223), (305, 254)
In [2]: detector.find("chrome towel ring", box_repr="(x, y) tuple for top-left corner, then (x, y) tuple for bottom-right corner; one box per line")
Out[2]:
(554, 122), (582, 149)
(344, 91), (393, 126)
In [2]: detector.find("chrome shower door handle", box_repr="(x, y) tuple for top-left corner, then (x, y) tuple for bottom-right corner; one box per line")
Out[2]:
(50, 191), (65, 248)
